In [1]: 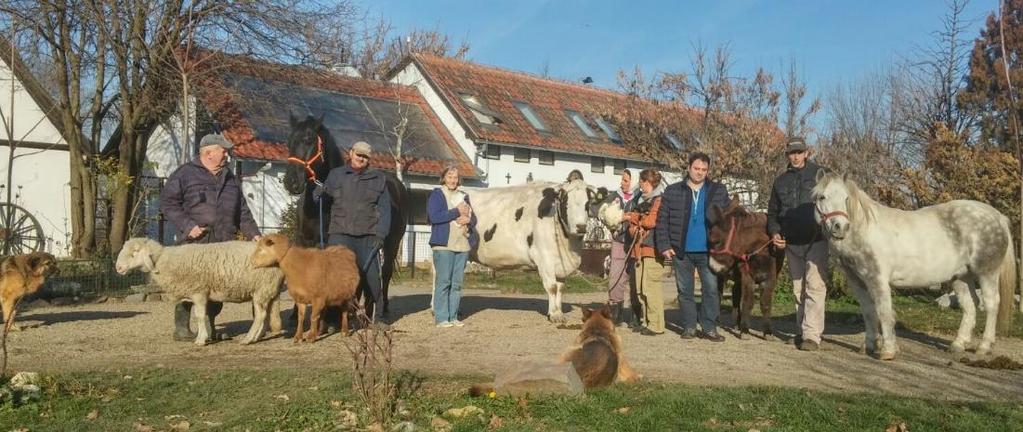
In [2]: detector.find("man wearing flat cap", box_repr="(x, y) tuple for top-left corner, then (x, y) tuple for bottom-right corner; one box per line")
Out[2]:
(316, 140), (392, 328)
(160, 133), (261, 341)
(766, 137), (829, 352)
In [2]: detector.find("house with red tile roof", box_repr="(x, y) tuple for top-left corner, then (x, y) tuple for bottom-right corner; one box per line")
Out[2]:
(387, 54), (686, 190)
(145, 52), (477, 241)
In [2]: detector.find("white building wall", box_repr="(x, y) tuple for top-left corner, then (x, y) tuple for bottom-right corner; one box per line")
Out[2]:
(480, 146), (680, 190)
(0, 148), (71, 255)
(391, 64), (480, 172)
(0, 57), (73, 256)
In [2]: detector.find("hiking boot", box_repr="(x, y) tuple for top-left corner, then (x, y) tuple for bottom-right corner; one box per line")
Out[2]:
(700, 331), (726, 343)
(789, 334), (803, 346)
(680, 329), (698, 340)
(798, 340), (820, 351)
(639, 328), (664, 336)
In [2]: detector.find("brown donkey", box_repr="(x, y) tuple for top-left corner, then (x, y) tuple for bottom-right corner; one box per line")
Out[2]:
(707, 197), (784, 340)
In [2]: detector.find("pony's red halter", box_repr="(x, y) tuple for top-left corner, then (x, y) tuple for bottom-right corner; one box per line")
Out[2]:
(286, 136), (324, 185)
(816, 207), (850, 225)
(710, 217), (772, 273)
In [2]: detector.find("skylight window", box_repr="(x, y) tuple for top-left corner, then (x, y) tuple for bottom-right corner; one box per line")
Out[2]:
(513, 101), (549, 132)
(565, 110), (598, 138)
(665, 133), (685, 151)
(459, 94), (501, 125)
(594, 117), (621, 143)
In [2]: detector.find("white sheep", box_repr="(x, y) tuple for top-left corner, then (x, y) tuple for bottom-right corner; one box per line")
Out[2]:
(115, 237), (284, 345)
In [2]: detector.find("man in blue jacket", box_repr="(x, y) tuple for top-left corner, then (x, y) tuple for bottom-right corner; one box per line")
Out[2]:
(316, 141), (391, 327)
(655, 152), (730, 342)
(160, 133), (261, 341)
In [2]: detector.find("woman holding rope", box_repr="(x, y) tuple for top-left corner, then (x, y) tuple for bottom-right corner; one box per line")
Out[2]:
(622, 169), (667, 336)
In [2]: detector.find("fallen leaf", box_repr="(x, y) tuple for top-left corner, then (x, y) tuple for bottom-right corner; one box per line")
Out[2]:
(330, 400), (343, 408)
(488, 415), (502, 429)
(203, 421), (223, 427)
(170, 420), (191, 431)
(86, 409), (99, 421)
(133, 422), (154, 432)
(164, 414), (186, 421)
(430, 417), (451, 432)
(614, 406), (631, 414)
(274, 394), (290, 401)
(884, 421), (908, 432)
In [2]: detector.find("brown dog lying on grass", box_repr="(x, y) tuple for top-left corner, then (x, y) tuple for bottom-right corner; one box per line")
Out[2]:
(559, 305), (641, 388)
(250, 234), (360, 343)
(471, 305), (640, 396)
(1, 252), (58, 333)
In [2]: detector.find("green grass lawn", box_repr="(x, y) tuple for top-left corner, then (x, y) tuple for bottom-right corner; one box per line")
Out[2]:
(2, 369), (1021, 432)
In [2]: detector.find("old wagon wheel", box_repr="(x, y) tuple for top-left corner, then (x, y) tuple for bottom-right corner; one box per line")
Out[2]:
(0, 203), (45, 255)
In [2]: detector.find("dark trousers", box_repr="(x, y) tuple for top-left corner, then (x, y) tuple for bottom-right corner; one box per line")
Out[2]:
(329, 233), (384, 321)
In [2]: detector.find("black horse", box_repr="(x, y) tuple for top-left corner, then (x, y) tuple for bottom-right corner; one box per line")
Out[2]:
(284, 114), (409, 317)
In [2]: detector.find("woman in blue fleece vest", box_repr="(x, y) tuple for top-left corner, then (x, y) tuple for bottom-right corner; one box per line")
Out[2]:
(427, 166), (479, 327)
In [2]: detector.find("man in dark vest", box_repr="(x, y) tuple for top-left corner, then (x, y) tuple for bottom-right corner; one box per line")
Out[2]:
(316, 141), (391, 327)
(160, 133), (261, 341)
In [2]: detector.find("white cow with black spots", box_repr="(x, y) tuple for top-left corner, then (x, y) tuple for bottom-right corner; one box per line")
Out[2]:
(430, 179), (606, 323)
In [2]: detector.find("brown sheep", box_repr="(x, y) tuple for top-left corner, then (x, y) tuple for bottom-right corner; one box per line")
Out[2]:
(250, 234), (360, 343)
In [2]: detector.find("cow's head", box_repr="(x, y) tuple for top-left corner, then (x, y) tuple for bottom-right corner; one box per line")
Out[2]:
(538, 179), (598, 237)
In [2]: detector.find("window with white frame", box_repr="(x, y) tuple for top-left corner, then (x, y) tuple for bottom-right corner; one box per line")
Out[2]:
(514, 147), (531, 163)
(594, 117), (622, 143)
(513, 101), (549, 132)
(539, 150), (554, 165)
(484, 144), (501, 160)
(565, 110), (598, 138)
(665, 132), (685, 152)
(613, 159), (627, 174)
(460, 94), (502, 125)
(591, 156), (606, 173)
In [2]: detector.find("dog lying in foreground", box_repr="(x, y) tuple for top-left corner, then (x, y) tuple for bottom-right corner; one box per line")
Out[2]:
(470, 305), (640, 396)
(1, 252), (58, 332)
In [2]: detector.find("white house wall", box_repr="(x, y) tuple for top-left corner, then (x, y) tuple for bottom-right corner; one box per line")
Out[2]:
(0, 147), (71, 255)
(0, 58), (72, 256)
(0, 65), (66, 145)
(146, 106), (196, 178)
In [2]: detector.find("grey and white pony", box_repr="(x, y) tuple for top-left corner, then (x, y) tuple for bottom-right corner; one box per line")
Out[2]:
(812, 172), (1017, 360)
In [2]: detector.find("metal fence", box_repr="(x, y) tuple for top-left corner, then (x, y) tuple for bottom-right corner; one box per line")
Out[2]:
(39, 258), (147, 299)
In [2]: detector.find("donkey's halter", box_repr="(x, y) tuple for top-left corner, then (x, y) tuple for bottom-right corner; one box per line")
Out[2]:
(710, 216), (772, 273)
(286, 135), (324, 186)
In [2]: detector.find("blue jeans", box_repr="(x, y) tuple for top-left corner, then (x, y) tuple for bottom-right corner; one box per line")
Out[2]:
(673, 252), (720, 333)
(329, 234), (384, 321)
(433, 250), (468, 323)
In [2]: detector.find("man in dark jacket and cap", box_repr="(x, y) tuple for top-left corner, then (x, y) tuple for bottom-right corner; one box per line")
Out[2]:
(767, 137), (829, 352)
(160, 133), (261, 341)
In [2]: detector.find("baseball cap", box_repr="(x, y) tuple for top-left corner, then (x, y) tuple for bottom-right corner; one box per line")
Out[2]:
(199, 133), (233, 150)
(352, 141), (373, 158)
(785, 137), (808, 153)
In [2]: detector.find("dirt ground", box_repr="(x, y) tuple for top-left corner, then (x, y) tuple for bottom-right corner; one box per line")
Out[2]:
(5, 283), (1023, 402)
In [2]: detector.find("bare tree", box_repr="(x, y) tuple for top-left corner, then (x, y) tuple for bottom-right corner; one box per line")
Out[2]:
(363, 87), (424, 183)
(2, 0), (362, 255)
(781, 59), (822, 139)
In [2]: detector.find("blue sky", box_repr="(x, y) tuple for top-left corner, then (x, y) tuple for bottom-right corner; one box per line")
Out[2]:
(357, 0), (994, 109)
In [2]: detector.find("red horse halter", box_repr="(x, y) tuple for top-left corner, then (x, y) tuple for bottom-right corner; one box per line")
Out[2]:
(710, 217), (772, 272)
(286, 135), (324, 186)
(816, 206), (849, 225)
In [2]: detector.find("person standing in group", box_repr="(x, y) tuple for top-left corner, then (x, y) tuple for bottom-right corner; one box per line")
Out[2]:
(427, 166), (478, 328)
(316, 141), (392, 328)
(623, 169), (667, 336)
(767, 137), (829, 351)
(160, 133), (261, 341)
(606, 169), (636, 326)
(655, 152), (730, 342)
